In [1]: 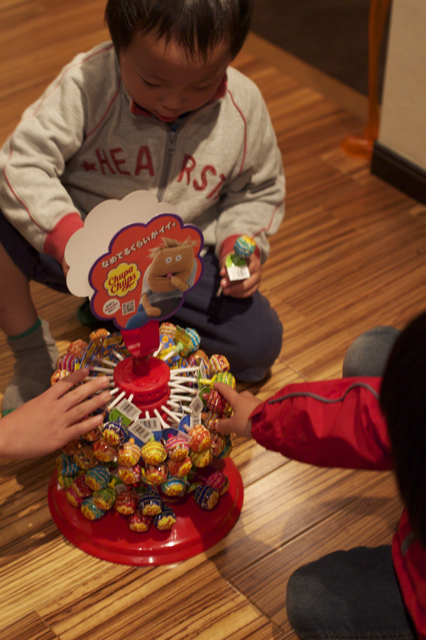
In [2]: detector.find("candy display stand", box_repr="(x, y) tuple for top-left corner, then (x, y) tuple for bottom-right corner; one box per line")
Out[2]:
(48, 192), (244, 566)
(48, 458), (243, 566)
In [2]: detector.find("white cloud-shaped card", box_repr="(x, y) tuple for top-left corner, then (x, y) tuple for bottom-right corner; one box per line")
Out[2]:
(65, 191), (204, 331)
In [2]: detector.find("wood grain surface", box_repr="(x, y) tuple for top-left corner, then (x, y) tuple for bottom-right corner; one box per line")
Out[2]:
(0, 1), (423, 638)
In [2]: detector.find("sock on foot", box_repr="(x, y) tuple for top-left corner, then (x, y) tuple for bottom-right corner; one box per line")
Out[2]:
(2, 319), (59, 415)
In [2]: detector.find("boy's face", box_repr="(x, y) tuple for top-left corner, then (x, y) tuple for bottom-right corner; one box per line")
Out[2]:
(119, 30), (232, 122)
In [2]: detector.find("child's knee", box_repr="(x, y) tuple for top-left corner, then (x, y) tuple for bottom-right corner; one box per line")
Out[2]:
(343, 326), (400, 377)
(230, 311), (283, 381)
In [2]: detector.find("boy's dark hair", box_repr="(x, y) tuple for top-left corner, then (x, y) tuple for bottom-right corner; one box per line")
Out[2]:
(105, 0), (254, 59)
(380, 310), (426, 547)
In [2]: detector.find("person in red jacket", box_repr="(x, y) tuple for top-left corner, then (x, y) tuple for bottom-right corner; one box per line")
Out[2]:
(216, 315), (425, 640)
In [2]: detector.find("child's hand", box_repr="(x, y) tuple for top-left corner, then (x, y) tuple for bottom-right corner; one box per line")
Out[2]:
(219, 252), (262, 298)
(214, 382), (262, 438)
(0, 368), (111, 459)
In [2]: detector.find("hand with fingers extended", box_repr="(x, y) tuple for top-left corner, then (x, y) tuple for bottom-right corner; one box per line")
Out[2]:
(214, 381), (262, 439)
(0, 368), (111, 459)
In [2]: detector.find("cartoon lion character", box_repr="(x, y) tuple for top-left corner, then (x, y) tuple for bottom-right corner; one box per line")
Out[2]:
(126, 237), (198, 329)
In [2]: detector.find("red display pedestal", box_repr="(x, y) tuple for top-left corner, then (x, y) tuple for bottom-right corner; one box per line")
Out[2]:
(48, 458), (243, 566)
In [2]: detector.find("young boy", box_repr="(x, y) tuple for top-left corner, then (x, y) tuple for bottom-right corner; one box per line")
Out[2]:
(0, 0), (284, 414)
(0, 369), (111, 458)
(215, 315), (425, 639)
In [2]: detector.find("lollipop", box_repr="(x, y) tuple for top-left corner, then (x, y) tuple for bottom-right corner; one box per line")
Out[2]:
(129, 511), (152, 533)
(209, 354), (230, 375)
(117, 438), (141, 468)
(56, 453), (78, 477)
(202, 470), (230, 495)
(85, 465), (110, 491)
(167, 456), (192, 478)
(194, 485), (219, 510)
(140, 440), (167, 466)
(190, 448), (213, 468)
(118, 464), (143, 485)
(93, 481), (117, 511)
(145, 463), (168, 485)
(188, 424), (211, 453)
(139, 488), (163, 516)
(74, 446), (98, 470)
(234, 235), (256, 258)
(165, 434), (190, 462)
(154, 506), (176, 531)
(210, 432), (226, 457)
(93, 438), (117, 463)
(161, 476), (186, 497)
(114, 488), (139, 515)
(102, 421), (126, 446)
(81, 497), (105, 521)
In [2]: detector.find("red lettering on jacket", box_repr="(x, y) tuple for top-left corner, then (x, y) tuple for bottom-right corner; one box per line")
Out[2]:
(206, 173), (226, 199)
(110, 148), (131, 175)
(178, 155), (196, 185)
(95, 149), (116, 175)
(135, 146), (155, 176)
(193, 165), (216, 191)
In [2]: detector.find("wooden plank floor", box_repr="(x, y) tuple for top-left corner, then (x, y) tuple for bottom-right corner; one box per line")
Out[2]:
(1, 1), (424, 638)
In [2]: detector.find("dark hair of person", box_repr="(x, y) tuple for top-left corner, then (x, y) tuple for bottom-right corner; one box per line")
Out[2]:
(105, 0), (254, 59)
(380, 311), (426, 547)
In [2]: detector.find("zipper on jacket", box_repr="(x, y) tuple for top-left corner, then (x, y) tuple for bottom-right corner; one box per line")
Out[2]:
(157, 120), (181, 203)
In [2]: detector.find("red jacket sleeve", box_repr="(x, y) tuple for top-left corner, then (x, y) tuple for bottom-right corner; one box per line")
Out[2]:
(250, 377), (393, 470)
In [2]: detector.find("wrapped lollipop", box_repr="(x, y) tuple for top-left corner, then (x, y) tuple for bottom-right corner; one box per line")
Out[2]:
(190, 448), (213, 468)
(139, 487), (163, 517)
(81, 497), (106, 521)
(114, 488), (139, 516)
(202, 470), (230, 495)
(51, 369), (71, 385)
(145, 463), (168, 486)
(56, 352), (80, 372)
(129, 511), (152, 533)
(117, 438), (141, 468)
(161, 476), (186, 497)
(140, 440), (167, 466)
(194, 485), (219, 510)
(188, 424), (211, 453)
(62, 438), (82, 457)
(83, 427), (102, 444)
(154, 506), (176, 531)
(118, 464), (144, 485)
(93, 480), (117, 511)
(57, 474), (75, 489)
(167, 456), (192, 478)
(159, 322), (176, 340)
(85, 465), (110, 491)
(210, 432), (227, 457)
(56, 453), (79, 477)
(187, 349), (211, 377)
(67, 338), (88, 359)
(209, 354), (230, 375)
(102, 420), (126, 446)
(93, 438), (117, 463)
(203, 389), (231, 417)
(74, 446), (98, 470)
(216, 234), (256, 297)
(165, 434), (190, 462)
(66, 475), (92, 507)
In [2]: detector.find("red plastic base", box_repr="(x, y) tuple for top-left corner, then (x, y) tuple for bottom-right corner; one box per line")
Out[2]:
(48, 458), (243, 566)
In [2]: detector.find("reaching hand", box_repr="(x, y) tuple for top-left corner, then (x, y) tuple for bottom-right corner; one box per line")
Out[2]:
(219, 252), (262, 298)
(214, 382), (262, 438)
(0, 368), (111, 459)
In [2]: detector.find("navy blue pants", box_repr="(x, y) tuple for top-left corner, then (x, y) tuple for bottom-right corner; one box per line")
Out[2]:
(0, 211), (283, 381)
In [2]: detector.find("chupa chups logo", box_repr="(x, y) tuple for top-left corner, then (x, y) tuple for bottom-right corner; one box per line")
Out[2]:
(89, 213), (204, 330)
